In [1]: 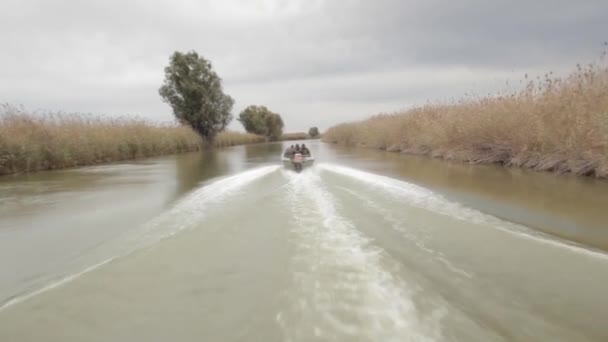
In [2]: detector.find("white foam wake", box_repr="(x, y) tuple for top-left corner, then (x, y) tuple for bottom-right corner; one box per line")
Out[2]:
(318, 163), (608, 261)
(131, 165), (281, 244)
(335, 185), (473, 279)
(0, 257), (116, 311)
(0, 165), (280, 312)
(276, 169), (444, 341)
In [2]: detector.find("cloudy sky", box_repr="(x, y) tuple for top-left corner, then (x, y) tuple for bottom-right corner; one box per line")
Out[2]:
(1, 0), (606, 132)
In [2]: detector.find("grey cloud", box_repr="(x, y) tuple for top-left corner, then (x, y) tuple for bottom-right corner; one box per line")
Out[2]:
(1, 0), (606, 131)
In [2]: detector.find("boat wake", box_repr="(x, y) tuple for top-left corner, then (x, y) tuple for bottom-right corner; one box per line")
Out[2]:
(276, 168), (445, 341)
(317, 163), (608, 261)
(3, 162), (607, 342)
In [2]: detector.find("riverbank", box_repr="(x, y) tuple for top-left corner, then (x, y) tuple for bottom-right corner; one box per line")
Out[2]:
(322, 58), (608, 178)
(0, 106), (265, 175)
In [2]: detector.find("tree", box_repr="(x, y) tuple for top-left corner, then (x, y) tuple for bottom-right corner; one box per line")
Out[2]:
(237, 105), (284, 141)
(159, 50), (234, 142)
(308, 126), (320, 137)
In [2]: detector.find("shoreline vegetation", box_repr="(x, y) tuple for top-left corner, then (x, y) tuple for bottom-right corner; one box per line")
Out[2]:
(322, 56), (608, 178)
(0, 106), (265, 176)
(280, 132), (318, 141)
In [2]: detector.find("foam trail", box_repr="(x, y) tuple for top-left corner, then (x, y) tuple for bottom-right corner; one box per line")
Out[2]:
(276, 169), (444, 341)
(319, 163), (608, 261)
(0, 257), (116, 311)
(0, 165), (280, 312)
(131, 165), (281, 244)
(336, 185), (473, 279)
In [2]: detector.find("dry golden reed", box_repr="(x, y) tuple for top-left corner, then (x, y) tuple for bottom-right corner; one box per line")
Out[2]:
(213, 130), (267, 148)
(0, 106), (265, 175)
(323, 57), (608, 178)
(281, 132), (310, 141)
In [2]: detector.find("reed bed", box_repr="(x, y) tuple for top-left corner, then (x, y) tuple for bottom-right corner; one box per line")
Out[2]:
(213, 130), (267, 147)
(281, 132), (311, 141)
(322, 58), (608, 178)
(0, 106), (265, 175)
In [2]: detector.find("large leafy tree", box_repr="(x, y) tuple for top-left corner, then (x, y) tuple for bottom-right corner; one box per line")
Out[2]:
(237, 105), (284, 141)
(308, 126), (320, 137)
(159, 50), (234, 142)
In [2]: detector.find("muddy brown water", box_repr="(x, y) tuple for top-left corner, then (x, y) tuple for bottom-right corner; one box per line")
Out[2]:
(1, 140), (607, 341)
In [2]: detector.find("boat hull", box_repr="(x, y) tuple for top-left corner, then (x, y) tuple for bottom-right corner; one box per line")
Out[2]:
(281, 157), (315, 171)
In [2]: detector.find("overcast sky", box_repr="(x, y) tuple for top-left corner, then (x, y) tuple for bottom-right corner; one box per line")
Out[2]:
(1, 0), (607, 132)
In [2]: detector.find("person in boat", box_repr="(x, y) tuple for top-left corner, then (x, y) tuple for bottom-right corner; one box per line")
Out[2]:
(300, 144), (310, 157)
(283, 145), (295, 158)
(292, 148), (303, 171)
(295, 144), (301, 153)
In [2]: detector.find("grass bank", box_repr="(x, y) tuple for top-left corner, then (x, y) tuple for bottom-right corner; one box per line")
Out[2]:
(322, 58), (608, 178)
(0, 106), (265, 175)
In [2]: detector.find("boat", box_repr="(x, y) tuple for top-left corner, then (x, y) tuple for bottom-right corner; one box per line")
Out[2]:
(281, 150), (315, 172)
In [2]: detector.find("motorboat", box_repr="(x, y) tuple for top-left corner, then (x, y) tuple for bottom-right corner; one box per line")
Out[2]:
(281, 150), (314, 172)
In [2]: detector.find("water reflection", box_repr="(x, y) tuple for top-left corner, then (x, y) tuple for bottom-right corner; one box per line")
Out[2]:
(243, 142), (283, 164)
(173, 151), (226, 199)
(0, 166), (127, 221)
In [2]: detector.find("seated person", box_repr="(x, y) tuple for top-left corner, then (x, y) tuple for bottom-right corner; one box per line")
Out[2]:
(300, 144), (311, 156)
(283, 145), (295, 157)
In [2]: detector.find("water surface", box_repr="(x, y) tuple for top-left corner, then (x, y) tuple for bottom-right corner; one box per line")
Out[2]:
(1, 140), (607, 341)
